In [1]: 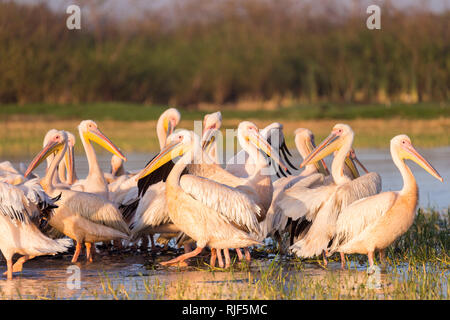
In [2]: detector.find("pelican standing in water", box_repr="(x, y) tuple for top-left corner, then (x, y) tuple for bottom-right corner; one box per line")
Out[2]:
(136, 130), (263, 267)
(185, 121), (288, 266)
(0, 181), (71, 279)
(128, 111), (225, 254)
(328, 135), (443, 268)
(274, 129), (369, 249)
(24, 130), (130, 263)
(281, 124), (381, 265)
(115, 108), (181, 251)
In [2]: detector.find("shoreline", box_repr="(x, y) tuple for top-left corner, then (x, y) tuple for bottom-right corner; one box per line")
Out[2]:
(1, 117), (449, 158)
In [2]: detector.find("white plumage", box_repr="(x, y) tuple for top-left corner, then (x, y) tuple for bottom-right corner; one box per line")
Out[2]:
(0, 182), (71, 279)
(180, 175), (262, 235)
(281, 124), (382, 260)
(128, 182), (170, 241)
(289, 173), (381, 257)
(328, 192), (397, 253)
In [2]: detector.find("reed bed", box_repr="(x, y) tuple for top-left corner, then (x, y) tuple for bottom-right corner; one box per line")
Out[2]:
(1, 1), (448, 105)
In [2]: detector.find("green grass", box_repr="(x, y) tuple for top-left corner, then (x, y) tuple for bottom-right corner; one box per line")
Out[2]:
(1, 102), (449, 121)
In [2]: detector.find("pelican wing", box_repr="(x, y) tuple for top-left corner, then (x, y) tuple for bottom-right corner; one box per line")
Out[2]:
(0, 182), (30, 224)
(63, 190), (130, 235)
(0, 161), (20, 174)
(180, 175), (261, 234)
(18, 178), (60, 227)
(129, 182), (170, 239)
(289, 172), (382, 258)
(329, 172), (382, 224)
(262, 173), (325, 236)
(277, 180), (334, 222)
(329, 191), (397, 252)
(279, 173), (325, 190)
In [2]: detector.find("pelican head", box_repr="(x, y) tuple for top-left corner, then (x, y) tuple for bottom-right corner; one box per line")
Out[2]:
(391, 135), (443, 182)
(42, 129), (60, 165)
(301, 123), (354, 168)
(25, 130), (69, 178)
(78, 120), (126, 162)
(136, 130), (198, 180)
(300, 123), (363, 178)
(111, 154), (124, 176)
(238, 121), (288, 173)
(201, 111), (222, 150)
(294, 128), (329, 175)
(43, 129), (59, 147)
(157, 108), (181, 147)
(260, 122), (283, 140)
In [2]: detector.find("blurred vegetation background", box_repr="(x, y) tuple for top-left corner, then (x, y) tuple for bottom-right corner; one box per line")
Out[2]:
(0, 0), (448, 107)
(0, 0), (449, 156)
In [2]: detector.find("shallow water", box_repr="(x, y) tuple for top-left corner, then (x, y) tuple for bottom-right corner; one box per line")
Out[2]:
(0, 250), (416, 300)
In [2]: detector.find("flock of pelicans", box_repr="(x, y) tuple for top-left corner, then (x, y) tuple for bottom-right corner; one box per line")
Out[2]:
(0, 108), (444, 280)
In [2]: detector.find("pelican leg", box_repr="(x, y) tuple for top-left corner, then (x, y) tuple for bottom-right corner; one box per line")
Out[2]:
(224, 248), (231, 268)
(71, 241), (82, 263)
(160, 247), (204, 267)
(141, 236), (149, 251)
(273, 231), (285, 255)
(85, 242), (94, 263)
(6, 258), (13, 280)
(244, 247), (251, 262)
(113, 240), (123, 250)
(217, 249), (224, 268)
(379, 249), (386, 265)
(210, 248), (217, 267)
(11, 255), (34, 273)
(149, 234), (158, 252)
(340, 252), (346, 270)
(235, 248), (243, 261)
(368, 251), (375, 268)
(322, 250), (328, 267)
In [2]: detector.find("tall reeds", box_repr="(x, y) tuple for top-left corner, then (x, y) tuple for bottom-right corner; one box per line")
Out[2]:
(0, 0), (448, 106)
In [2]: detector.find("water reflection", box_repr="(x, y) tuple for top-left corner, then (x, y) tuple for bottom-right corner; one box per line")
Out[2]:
(1, 253), (446, 299)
